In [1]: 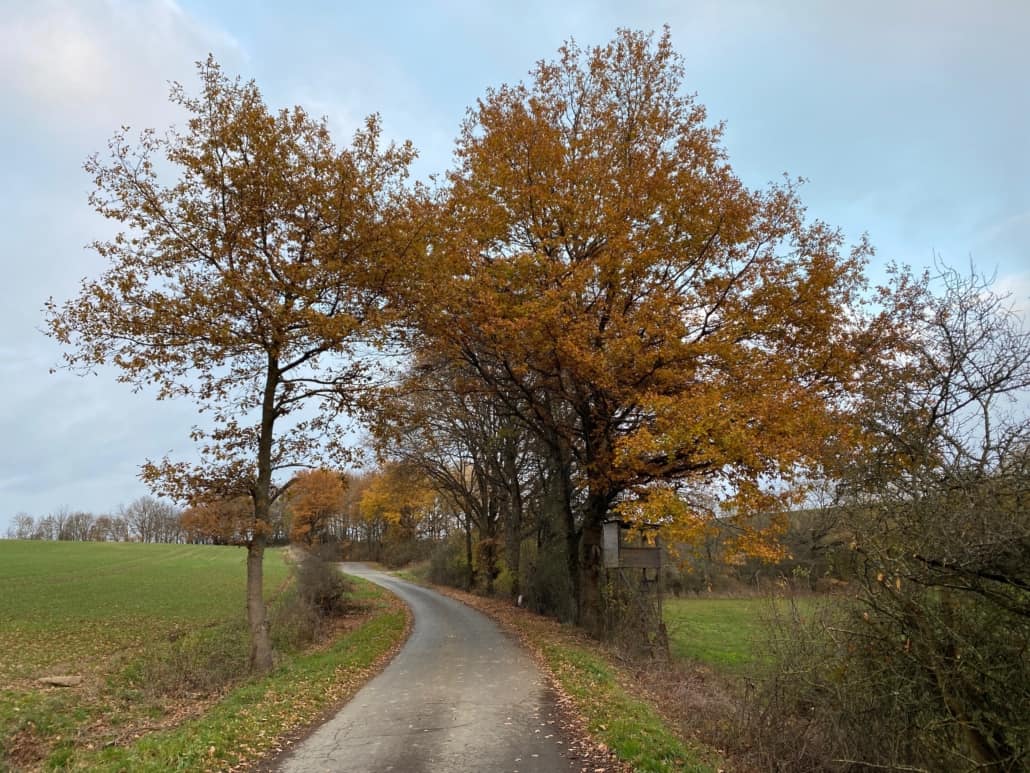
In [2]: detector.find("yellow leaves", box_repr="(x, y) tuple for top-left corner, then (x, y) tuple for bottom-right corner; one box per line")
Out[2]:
(728, 527), (789, 564)
(358, 465), (435, 534)
(617, 480), (800, 568)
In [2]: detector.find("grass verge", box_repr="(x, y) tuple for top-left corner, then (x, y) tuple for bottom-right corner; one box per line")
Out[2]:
(434, 588), (722, 773)
(0, 543), (410, 771)
(64, 575), (409, 771)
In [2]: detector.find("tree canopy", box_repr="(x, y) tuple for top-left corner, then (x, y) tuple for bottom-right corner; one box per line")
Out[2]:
(46, 57), (425, 670)
(50, 30), (921, 653)
(418, 28), (910, 629)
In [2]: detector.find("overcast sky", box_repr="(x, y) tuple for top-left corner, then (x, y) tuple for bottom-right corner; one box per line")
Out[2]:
(1, 0), (1028, 531)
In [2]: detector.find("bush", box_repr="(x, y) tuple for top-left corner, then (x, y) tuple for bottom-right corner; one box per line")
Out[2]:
(380, 538), (429, 569)
(522, 537), (576, 622)
(268, 553), (354, 649)
(428, 534), (470, 588)
(136, 620), (250, 697)
(743, 267), (1030, 771)
(312, 540), (343, 562)
(746, 574), (1030, 771)
(294, 553), (351, 617)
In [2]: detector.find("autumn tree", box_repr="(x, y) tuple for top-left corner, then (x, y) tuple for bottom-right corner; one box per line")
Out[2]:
(358, 463), (437, 566)
(334, 471), (380, 558)
(371, 355), (542, 594)
(286, 468), (347, 546)
(180, 495), (253, 545)
(46, 58), (424, 671)
(429, 29), (909, 633)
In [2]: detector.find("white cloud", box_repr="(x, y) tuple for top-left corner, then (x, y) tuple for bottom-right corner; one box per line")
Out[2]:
(0, 0), (244, 527)
(0, 0), (245, 131)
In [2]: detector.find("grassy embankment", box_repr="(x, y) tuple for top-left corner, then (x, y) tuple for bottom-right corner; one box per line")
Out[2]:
(0, 541), (407, 771)
(405, 559), (822, 773)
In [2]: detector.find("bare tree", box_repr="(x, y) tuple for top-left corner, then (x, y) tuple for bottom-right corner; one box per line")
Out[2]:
(7, 513), (35, 540)
(759, 265), (1030, 771)
(120, 497), (179, 543)
(62, 511), (96, 541)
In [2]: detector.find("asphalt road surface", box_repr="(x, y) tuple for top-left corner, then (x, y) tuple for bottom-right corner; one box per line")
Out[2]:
(276, 563), (576, 773)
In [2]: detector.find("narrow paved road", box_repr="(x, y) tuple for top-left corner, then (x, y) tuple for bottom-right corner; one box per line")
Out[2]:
(277, 564), (575, 773)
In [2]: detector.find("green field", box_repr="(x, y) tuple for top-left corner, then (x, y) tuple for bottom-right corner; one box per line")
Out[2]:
(664, 596), (819, 673)
(0, 541), (289, 685)
(0, 540), (407, 771)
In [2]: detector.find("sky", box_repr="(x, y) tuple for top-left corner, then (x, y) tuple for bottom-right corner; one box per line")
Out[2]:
(1, 0), (1028, 531)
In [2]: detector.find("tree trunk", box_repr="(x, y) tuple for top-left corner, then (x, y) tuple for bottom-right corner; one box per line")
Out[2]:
(576, 490), (611, 637)
(246, 532), (273, 671)
(502, 439), (524, 600)
(483, 498), (500, 595)
(505, 510), (522, 601)
(556, 470), (582, 624)
(247, 353), (278, 674)
(464, 514), (475, 590)
(577, 521), (605, 636)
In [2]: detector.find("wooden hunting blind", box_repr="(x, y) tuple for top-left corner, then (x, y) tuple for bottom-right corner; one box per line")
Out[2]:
(602, 520), (662, 569)
(601, 519), (667, 657)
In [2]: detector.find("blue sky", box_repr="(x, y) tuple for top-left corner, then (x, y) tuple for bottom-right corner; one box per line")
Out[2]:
(1, 0), (1028, 530)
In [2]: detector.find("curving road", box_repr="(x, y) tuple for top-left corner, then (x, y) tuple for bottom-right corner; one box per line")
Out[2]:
(276, 563), (575, 773)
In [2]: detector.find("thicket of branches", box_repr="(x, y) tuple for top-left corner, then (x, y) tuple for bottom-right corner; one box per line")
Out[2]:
(747, 267), (1030, 771)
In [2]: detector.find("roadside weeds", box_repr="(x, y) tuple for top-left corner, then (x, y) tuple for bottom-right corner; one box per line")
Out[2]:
(435, 587), (728, 773)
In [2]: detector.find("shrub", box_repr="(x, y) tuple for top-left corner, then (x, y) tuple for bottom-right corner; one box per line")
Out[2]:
(744, 267), (1030, 771)
(380, 538), (429, 569)
(428, 534), (470, 588)
(294, 553), (351, 618)
(746, 565), (1030, 771)
(137, 620), (250, 697)
(268, 553), (354, 648)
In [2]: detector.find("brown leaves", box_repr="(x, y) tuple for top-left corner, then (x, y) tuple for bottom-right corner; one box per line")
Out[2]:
(46, 56), (428, 523)
(180, 496), (255, 545)
(422, 29), (901, 558)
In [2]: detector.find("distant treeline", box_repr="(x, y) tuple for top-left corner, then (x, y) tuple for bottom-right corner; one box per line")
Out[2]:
(7, 497), (189, 544)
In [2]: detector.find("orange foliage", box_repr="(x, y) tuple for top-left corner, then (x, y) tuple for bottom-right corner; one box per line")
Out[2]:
(427, 29), (913, 565)
(180, 496), (254, 545)
(45, 57), (427, 671)
(359, 465), (436, 542)
(287, 469), (347, 545)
